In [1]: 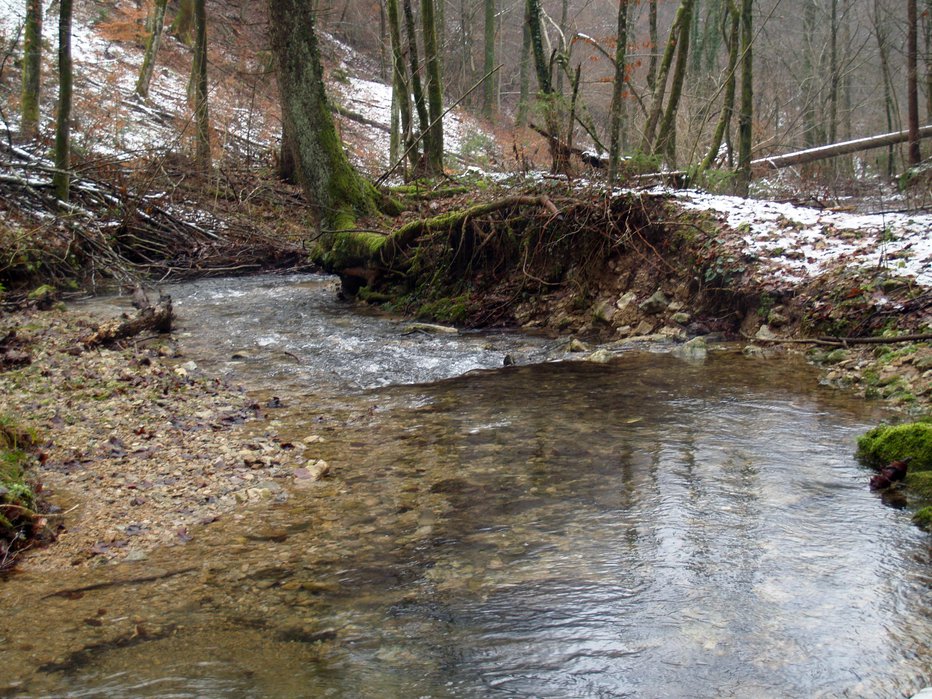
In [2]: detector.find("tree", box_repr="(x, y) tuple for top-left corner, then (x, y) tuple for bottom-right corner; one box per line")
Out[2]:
(698, 0), (739, 173)
(608, 0), (629, 184)
(386, 0), (414, 170)
(135, 0), (169, 99)
(483, 0), (496, 117)
(268, 0), (379, 231)
(735, 0), (752, 195)
(53, 0), (73, 202)
(171, 0), (195, 45)
(421, 0), (444, 172)
(192, 0), (211, 171)
(907, 0), (921, 164)
(21, 0), (41, 137)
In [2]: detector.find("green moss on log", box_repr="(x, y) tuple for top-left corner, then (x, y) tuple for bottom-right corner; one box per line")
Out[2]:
(856, 421), (932, 471)
(319, 231), (386, 269)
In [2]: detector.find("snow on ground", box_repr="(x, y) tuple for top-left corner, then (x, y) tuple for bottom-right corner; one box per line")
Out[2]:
(667, 188), (932, 288)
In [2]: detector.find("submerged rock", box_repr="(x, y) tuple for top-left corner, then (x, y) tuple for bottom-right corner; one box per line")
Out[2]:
(672, 337), (708, 361)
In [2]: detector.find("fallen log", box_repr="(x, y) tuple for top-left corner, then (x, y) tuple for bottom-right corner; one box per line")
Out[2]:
(751, 125), (932, 171)
(81, 298), (173, 348)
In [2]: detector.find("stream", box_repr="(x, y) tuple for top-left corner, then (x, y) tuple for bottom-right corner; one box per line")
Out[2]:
(1, 273), (931, 698)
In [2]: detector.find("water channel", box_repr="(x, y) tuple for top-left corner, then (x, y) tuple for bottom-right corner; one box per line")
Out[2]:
(1, 274), (930, 698)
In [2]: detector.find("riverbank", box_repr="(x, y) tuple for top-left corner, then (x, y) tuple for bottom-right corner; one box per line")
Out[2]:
(0, 304), (332, 570)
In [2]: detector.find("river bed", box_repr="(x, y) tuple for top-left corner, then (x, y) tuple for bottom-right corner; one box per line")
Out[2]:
(1, 274), (930, 698)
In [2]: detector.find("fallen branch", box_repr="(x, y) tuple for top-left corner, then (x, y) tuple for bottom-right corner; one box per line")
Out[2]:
(81, 299), (174, 349)
(746, 332), (932, 346)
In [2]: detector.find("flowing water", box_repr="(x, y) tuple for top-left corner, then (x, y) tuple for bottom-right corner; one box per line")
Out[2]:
(2, 274), (931, 698)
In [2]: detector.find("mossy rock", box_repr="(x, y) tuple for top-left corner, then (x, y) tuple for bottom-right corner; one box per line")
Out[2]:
(856, 422), (932, 471)
(912, 506), (932, 530)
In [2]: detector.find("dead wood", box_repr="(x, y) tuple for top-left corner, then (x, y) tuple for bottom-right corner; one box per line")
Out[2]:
(379, 194), (560, 267)
(80, 299), (173, 348)
(746, 332), (932, 346)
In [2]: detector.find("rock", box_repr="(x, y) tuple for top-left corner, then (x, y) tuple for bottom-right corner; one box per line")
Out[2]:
(755, 324), (778, 340)
(403, 322), (458, 334)
(767, 310), (789, 328)
(672, 337), (708, 361)
(615, 325), (633, 337)
(671, 312), (691, 325)
(124, 550), (148, 562)
(659, 325), (687, 340)
(667, 300), (685, 312)
(823, 349), (849, 364)
(743, 345), (766, 358)
(633, 320), (655, 336)
(591, 300), (616, 324)
(587, 349), (613, 363)
(639, 289), (669, 315)
(615, 291), (638, 310)
(568, 338), (590, 352)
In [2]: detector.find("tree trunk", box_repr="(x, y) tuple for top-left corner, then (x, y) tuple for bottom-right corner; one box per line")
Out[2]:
(171, 0), (194, 44)
(483, 0), (495, 117)
(608, 0), (629, 184)
(403, 0), (431, 160)
(640, 0), (689, 152)
(422, 0), (444, 173)
(53, 0), (72, 202)
(21, 0), (42, 137)
(699, 0), (738, 173)
(647, 0), (658, 90)
(387, 0), (414, 170)
(268, 0), (378, 231)
(654, 0), (694, 165)
(926, 0), (931, 121)
(828, 0), (838, 143)
(735, 0), (752, 196)
(516, 15), (531, 126)
(751, 125), (932, 170)
(192, 0), (211, 171)
(874, 0), (898, 176)
(135, 0), (168, 99)
(279, 120), (297, 183)
(907, 0), (921, 164)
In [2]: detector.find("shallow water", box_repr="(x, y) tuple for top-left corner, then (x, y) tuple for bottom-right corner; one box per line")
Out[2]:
(2, 274), (930, 698)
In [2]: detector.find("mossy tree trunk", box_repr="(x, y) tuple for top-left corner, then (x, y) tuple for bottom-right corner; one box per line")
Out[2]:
(698, 0), (738, 173)
(526, 0), (569, 173)
(906, 0), (921, 164)
(647, 0), (658, 90)
(135, 0), (168, 99)
(21, 0), (42, 137)
(171, 0), (194, 45)
(387, 0), (414, 171)
(653, 0), (693, 165)
(640, 0), (689, 152)
(192, 0), (211, 171)
(53, 0), (72, 202)
(607, 0), (629, 185)
(403, 0), (431, 161)
(422, 0), (444, 173)
(735, 0), (752, 196)
(268, 0), (379, 231)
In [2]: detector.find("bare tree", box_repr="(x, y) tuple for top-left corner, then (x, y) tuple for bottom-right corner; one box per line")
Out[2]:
(21, 0), (41, 137)
(53, 0), (73, 202)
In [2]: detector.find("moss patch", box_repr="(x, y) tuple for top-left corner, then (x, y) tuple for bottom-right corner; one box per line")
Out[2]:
(0, 417), (43, 568)
(905, 471), (932, 500)
(856, 422), (932, 471)
(913, 506), (932, 530)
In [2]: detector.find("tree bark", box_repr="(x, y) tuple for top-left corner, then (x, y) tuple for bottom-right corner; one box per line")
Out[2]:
(268, 0), (378, 230)
(751, 125), (932, 170)
(53, 0), (73, 203)
(654, 0), (695, 165)
(907, 0), (921, 164)
(483, 0), (495, 117)
(608, 0), (629, 184)
(422, 0), (444, 173)
(640, 0), (689, 152)
(387, 0), (414, 169)
(735, 0), (752, 196)
(698, 0), (738, 173)
(192, 0), (211, 171)
(516, 15), (531, 126)
(647, 0), (658, 90)
(403, 0), (431, 159)
(135, 0), (168, 99)
(21, 0), (42, 137)
(170, 0), (194, 45)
